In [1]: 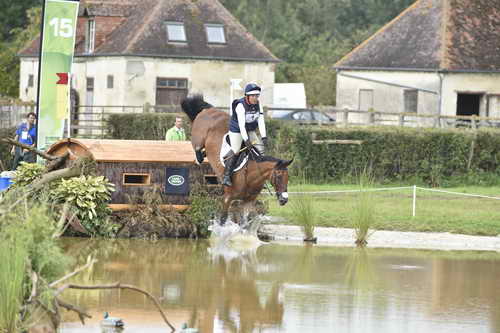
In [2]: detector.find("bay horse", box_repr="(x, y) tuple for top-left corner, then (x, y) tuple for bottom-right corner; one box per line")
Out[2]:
(181, 95), (293, 225)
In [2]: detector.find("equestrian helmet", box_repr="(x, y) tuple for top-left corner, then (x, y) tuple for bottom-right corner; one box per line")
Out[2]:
(244, 83), (261, 95)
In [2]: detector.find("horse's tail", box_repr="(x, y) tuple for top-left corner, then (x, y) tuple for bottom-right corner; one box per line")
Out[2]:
(180, 95), (213, 122)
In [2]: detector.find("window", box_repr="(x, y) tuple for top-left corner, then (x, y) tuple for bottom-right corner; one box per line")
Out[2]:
(156, 77), (188, 107)
(123, 173), (151, 186)
(28, 74), (34, 88)
(107, 75), (114, 89)
(166, 22), (186, 42)
(404, 89), (418, 113)
(85, 19), (95, 53)
(205, 24), (226, 44)
(157, 78), (187, 89)
(205, 175), (219, 185)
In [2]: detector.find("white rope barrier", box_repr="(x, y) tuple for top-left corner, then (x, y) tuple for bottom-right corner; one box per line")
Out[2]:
(278, 185), (500, 218)
(416, 187), (500, 200)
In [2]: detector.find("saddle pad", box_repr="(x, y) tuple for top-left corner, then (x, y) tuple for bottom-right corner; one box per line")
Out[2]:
(220, 133), (248, 171)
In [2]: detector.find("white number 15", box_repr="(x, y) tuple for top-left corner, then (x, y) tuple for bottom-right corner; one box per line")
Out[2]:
(49, 18), (73, 38)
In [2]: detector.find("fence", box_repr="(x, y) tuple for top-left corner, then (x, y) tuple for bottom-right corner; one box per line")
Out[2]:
(3, 101), (500, 138)
(0, 100), (36, 129)
(319, 107), (500, 129)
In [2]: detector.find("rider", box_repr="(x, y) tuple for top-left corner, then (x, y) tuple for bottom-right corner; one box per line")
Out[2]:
(222, 83), (268, 187)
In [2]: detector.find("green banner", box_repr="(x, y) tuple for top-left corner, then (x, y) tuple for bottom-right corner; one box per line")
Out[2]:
(37, 0), (79, 151)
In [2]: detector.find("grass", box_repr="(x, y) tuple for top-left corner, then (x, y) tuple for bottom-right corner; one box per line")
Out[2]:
(267, 183), (500, 236)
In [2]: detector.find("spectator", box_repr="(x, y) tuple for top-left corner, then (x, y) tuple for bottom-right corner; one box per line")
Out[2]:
(11, 112), (37, 170)
(165, 116), (186, 141)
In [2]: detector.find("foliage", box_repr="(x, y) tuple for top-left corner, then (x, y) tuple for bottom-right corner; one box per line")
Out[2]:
(0, 6), (41, 97)
(106, 113), (191, 140)
(10, 161), (45, 187)
(50, 175), (116, 237)
(220, 0), (415, 105)
(185, 184), (221, 238)
(0, 127), (16, 171)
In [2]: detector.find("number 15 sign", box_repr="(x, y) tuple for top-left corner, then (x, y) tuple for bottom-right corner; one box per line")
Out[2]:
(37, 0), (79, 152)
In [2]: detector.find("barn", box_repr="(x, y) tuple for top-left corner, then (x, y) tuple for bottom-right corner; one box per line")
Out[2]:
(47, 139), (219, 210)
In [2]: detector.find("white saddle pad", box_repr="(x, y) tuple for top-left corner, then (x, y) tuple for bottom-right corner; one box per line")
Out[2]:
(219, 133), (248, 172)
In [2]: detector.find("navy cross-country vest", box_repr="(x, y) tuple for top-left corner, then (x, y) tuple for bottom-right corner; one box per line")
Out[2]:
(229, 97), (261, 133)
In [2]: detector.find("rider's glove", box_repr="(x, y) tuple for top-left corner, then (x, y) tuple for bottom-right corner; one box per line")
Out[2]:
(262, 137), (268, 149)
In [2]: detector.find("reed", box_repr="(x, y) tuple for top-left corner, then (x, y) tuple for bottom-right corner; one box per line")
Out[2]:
(289, 190), (317, 242)
(0, 240), (27, 333)
(352, 172), (376, 246)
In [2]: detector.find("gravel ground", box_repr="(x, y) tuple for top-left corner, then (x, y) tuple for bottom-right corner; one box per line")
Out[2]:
(260, 224), (500, 252)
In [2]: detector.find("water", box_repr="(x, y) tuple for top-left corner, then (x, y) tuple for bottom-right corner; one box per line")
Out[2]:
(59, 237), (500, 333)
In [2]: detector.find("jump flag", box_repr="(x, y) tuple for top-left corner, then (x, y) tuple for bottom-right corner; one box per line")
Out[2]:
(36, 0), (79, 152)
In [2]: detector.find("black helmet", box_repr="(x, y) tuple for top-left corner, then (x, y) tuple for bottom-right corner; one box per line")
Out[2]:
(244, 83), (261, 95)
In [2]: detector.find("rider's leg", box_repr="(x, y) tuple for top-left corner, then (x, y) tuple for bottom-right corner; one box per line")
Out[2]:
(223, 132), (242, 186)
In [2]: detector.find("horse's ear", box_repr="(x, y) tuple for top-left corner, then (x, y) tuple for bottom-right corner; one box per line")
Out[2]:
(277, 157), (294, 169)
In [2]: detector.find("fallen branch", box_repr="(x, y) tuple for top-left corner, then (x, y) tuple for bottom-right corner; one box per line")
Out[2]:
(57, 282), (176, 332)
(2, 138), (58, 161)
(56, 298), (91, 325)
(49, 256), (97, 288)
(31, 157), (87, 191)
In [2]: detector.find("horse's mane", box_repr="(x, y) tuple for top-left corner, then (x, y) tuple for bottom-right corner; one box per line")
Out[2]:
(180, 95), (213, 122)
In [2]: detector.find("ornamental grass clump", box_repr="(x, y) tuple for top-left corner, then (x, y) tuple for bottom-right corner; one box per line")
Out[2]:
(289, 190), (317, 242)
(352, 173), (376, 246)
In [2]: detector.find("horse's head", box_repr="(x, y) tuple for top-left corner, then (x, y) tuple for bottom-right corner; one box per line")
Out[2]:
(270, 158), (294, 206)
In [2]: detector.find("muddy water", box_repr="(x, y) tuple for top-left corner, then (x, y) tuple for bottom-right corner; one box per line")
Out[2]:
(59, 238), (500, 333)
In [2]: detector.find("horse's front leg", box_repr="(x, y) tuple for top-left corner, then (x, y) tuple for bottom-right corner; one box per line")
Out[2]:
(220, 195), (232, 225)
(240, 200), (255, 230)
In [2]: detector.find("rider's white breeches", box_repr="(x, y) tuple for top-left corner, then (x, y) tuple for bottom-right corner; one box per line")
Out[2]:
(229, 131), (262, 154)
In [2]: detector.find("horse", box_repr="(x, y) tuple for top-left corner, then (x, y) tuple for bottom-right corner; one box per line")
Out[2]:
(181, 95), (293, 225)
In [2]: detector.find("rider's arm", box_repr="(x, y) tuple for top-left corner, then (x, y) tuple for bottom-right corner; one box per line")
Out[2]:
(258, 110), (267, 138)
(235, 104), (249, 141)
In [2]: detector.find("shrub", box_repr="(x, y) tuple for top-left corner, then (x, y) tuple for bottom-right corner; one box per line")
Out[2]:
(49, 175), (116, 237)
(10, 161), (45, 187)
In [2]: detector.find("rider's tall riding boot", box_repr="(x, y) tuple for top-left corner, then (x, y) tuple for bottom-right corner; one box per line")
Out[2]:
(222, 154), (238, 187)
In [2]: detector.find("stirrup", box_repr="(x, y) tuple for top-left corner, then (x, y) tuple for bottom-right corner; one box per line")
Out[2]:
(222, 175), (232, 187)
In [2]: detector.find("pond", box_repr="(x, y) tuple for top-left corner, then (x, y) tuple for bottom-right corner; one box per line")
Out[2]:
(60, 237), (500, 333)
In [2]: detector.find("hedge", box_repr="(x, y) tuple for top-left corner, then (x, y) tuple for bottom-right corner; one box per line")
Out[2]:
(105, 113), (500, 186)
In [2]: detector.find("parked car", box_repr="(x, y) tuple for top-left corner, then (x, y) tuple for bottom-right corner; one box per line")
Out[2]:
(270, 109), (335, 124)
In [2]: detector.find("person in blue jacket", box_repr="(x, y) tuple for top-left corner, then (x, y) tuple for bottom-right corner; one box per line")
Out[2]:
(223, 83), (268, 187)
(11, 112), (37, 170)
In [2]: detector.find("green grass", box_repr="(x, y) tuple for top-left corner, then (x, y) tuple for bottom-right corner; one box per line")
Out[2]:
(267, 184), (500, 236)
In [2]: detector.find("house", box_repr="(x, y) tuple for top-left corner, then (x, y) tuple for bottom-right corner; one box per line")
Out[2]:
(334, 0), (500, 126)
(18, 0), (279, 110)
(46, 138), (219, 210)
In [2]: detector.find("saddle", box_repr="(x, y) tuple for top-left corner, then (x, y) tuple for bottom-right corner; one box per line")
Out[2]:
(219, 133), (249, 171)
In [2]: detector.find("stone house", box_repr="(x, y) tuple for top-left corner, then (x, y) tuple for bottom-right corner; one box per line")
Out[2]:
(18, 0), (279, 109)
(334, 0), (500, 125)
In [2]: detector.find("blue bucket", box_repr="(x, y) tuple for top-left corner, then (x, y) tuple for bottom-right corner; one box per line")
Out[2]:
(0, 177), (13, 191)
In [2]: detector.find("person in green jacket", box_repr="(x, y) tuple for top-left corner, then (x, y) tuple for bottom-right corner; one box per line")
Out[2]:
(165, 116), (186, 141)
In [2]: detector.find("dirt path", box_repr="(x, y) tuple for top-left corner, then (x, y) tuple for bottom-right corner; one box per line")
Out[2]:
(260, 224), (500, 252)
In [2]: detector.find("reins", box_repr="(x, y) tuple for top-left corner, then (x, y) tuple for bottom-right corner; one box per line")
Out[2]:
(248, 147), (275, 197)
